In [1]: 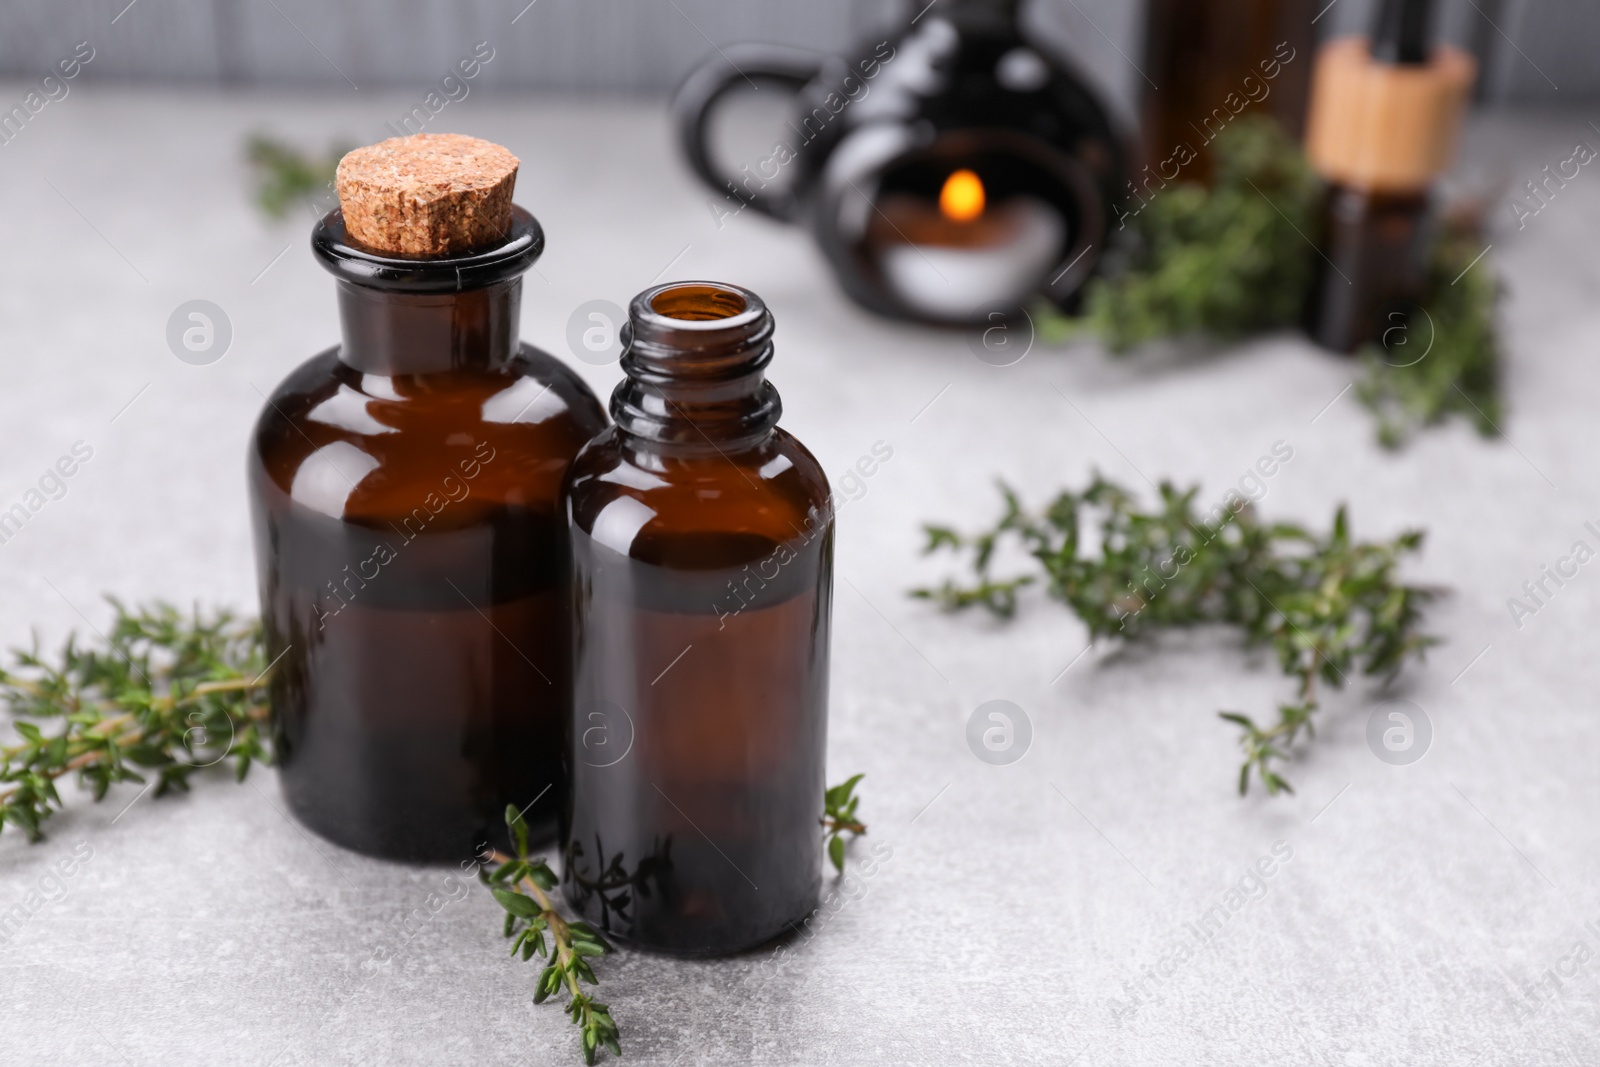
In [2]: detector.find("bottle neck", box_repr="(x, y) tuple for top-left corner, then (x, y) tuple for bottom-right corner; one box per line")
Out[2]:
(312, 205), (545, 376)
(611, 282), (781, 455)
(1371, 0), (1435, 65)
(336, 278), (521, 375)
(949, 0), (1020, 13)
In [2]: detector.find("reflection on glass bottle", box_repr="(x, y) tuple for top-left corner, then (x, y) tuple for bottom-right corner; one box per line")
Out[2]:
(563, 834), (674, 934)
(561, 281), (833, 957)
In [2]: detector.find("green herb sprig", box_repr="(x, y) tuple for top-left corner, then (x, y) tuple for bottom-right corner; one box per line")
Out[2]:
(244, 134), (350, 220)
(4, 600), (873, 1063)
(822, 773), (866, 872)
(1059, 116), (1322, 351)
(1356, 208), (1502, 448)
(0, 600), (270, 841)
(485, 774), (870, 1063)
(914, 477), (1440, 795)
(1040, 116), (1504, 450)
(485, 806), (620, 1065)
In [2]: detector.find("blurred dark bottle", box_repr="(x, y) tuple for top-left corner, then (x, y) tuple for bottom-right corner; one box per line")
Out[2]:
(248, 135), (606, 861)
(1139, 0), (1315, 185)
(562, 281), (832, 956)
(1303, 0), (1476, 351)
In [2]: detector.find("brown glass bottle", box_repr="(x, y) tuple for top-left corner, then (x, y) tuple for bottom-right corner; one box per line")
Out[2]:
(1302, 0), (1475, 351)
(1305, 186), (1431, 352)
(248, 207), (606, 861)
(1140, 0), (1315, 184)
(560, 282), (833, 956)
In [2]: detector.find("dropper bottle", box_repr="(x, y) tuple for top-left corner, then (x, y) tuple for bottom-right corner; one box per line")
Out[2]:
(1302, 0), (1476, 352)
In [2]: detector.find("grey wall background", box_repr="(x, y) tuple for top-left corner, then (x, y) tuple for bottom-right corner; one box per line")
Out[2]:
(0, 0), (1590, 108)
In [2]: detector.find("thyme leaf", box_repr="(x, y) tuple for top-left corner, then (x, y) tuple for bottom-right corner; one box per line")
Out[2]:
(1356, 209), (1503, 448)
(485, 805), (621, 1065)
(244, 134), (349, 220)
(4, 600), (873, 1064)
(1059, 116), (1322, 351)
(914, 477), (1441, 795)
(822, 772), (867, 872)
(1040, 115), (1505, 450)
(0, 599), (271, 841)
(489, 771), (869, 1061)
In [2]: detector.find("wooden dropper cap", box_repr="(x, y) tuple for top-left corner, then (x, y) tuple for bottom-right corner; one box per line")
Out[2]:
(1304, 0), (1475, 195)
(334, 133), (520, 256)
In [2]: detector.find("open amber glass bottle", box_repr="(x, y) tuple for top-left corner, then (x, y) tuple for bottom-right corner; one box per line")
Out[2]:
(249, 204), (605, 861)
(561, 281), (833, 956)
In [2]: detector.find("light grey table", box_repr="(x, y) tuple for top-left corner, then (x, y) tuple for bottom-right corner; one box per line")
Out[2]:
(1, 85), (1597, 1066)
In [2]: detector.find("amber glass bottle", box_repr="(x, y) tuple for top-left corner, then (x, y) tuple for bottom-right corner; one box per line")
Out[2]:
(1140, 0), (1315, 184)
(1306, 186), (1432, 352)
(248, 206), (606, 861)
(561, 282), (833, 956)
(1302, 0), (1476, 351)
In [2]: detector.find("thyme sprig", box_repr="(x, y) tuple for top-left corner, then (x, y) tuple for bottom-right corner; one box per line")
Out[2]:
(0, 600), (271, 841)
(4, 600), (874, 1063)
(244, 134), (349, 220)
(1059, 116), (1322, 351)
(485, 805), (620, 1065)
(914, 477), (1440, 795)
(1356, 207), (1502, 448)
(822, 773), (867, 872)
(1039, 115), (1505, 451)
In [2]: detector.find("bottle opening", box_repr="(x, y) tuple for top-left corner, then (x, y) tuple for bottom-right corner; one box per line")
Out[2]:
(650, 284), (749, 322)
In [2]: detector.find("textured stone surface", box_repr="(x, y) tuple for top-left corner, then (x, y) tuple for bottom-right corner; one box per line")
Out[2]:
(0, 87), (1597, 1066)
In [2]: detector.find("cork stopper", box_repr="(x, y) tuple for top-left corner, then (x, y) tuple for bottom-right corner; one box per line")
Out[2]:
(335, 133), (519, 256)
(1305, 38), (1476, 194)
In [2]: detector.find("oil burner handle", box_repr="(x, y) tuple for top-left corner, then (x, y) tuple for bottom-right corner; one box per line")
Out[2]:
(672, 43), (824, 223)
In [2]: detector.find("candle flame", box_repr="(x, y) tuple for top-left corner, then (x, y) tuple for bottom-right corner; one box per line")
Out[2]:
(939, 169), (985, 222)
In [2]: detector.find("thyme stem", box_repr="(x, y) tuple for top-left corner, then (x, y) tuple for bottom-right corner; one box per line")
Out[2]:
(915, 477), (1439, 795)
(0, 600), (272, 840)
(484, 809), (619, 1064)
